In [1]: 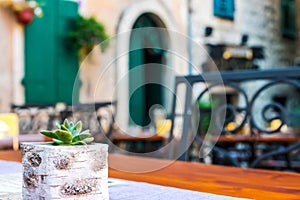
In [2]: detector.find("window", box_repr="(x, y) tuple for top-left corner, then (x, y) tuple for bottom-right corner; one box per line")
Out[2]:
(281, 0), (297, 39)
(213, 0), (235, 20)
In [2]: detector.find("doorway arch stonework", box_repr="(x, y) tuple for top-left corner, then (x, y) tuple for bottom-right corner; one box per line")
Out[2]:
(115, 0), (178, 131)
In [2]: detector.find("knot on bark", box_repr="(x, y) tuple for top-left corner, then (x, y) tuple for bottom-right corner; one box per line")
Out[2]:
(61, 179), (97, 196)
(27, 152), (42, 167)
(53, 155), (70, 170)
(23, 168), (38, 189)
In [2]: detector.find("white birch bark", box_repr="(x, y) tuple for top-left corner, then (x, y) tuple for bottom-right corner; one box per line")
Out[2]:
(21, 142), (108, 200)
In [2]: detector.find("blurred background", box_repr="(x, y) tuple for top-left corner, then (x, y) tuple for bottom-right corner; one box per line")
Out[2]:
(1, 0), (300, 170)
(0, 0), (299, 127)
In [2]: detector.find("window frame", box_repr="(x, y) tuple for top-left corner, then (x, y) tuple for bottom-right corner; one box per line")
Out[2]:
(213, 0), (235, 20)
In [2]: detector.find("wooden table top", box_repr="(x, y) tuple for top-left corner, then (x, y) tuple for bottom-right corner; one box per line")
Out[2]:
(210, 133), (300, 143)
(1, 150), (300, 200)
(111, 132), (165, 142)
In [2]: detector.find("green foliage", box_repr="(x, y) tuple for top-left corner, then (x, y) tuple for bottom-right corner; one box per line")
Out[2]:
(198, 99), (218, 109)
(67, 15), (109, 60)
(197, 99), (218, 134)
(40, 119), (94, 145)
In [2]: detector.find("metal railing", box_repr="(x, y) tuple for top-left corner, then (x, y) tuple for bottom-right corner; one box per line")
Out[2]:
(169, 67), (300, 170)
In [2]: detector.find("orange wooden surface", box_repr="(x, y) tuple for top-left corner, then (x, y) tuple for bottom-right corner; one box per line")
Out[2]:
(1, 151), (300, 199)
(0, 150), (22, 162)
(0, 134), (51, 150)
(209, 133), (300, 143)
(111, 132), (165, 142)
(108, 154), (300, 200)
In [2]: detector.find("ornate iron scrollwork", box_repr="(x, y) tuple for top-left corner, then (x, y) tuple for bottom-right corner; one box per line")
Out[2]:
(170, 67), (300, 169)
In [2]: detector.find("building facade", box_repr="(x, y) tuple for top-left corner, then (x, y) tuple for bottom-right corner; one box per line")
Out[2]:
(0, 0), (300, 130)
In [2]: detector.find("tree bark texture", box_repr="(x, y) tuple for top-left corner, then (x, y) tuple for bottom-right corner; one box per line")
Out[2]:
(21, 142), (108, 200)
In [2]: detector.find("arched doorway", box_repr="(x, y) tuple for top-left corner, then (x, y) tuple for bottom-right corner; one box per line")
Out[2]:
(129, 13), (168, 127)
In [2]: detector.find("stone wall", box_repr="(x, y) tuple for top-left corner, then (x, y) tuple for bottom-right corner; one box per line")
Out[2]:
(191, 0), (300, 126)
(0, 7), (13, 112)
(1, 0), (300, 127)
(0, 7), (24, 112)
(192, 0), (300, 70)
(78, 0), (186, 103)
(79, 0), (187, 129)
(78, 0), (300, 129)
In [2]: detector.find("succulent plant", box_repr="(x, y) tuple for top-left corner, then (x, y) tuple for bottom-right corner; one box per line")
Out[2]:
(40, 119), (94, 145)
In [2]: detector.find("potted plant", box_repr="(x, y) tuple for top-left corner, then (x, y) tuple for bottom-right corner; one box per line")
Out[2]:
(21, 119), (109, 199)
(196, 99), (218, 135)
(67, 15), (109, 61)
(16, 8), (35, 25)
(0, 0), (43, 25)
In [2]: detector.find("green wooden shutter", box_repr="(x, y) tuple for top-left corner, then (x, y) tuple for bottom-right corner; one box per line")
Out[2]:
(57, 0), (80, 104)
(24, 0), (56, 104)
(24, 0), (79, 104)
(281, 0), (297, 39)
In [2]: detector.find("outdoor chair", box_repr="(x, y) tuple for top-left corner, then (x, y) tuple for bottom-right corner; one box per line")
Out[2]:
(169, 67), (300, 171)
(0, 113), (19, 150)
(11, 102), (117, 147)
(60, 102), (117, 143)
(11, 103), (60, 135)
(250, 141), (300, 171)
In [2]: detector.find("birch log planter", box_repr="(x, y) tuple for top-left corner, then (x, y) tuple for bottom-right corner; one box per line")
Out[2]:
(21, 142), (108, 200)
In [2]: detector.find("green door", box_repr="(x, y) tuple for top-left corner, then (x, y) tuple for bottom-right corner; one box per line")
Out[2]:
(129, 14), (166, 126)
(24, 0), (79, 104)
(129, 46), (146, 126)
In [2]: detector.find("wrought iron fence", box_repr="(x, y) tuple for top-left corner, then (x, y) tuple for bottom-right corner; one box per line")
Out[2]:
(170, 67), (300, 170)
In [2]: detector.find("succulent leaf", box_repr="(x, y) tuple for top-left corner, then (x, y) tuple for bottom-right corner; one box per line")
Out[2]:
(53, 138), (65, 145)
(72, 132), (91, 142)
(71, 141), (87, 145)
(60, 125), (69, 131)
(40, 120), (94, 145)
(82, 137), (94, 144)
(77, 129), (90, 135)
(40, 130), (59, 140)
(55, 130), (73, 144)
(63, 119), (70, 129)
(73, 121), (82, 134)
(69, 122), (74, 129)
(55, 122), (61, 129)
